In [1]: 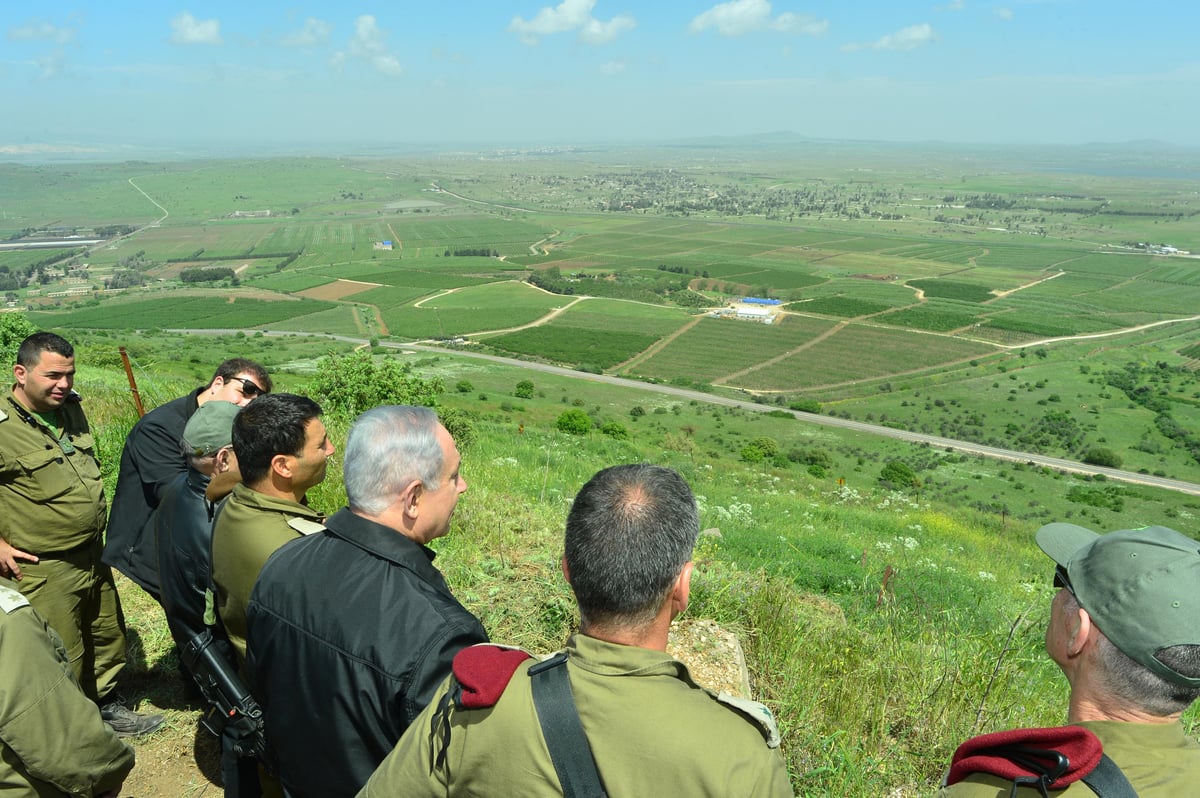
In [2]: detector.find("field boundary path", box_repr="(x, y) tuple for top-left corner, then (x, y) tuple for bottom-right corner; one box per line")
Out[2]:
(171, 328), (1200, 498)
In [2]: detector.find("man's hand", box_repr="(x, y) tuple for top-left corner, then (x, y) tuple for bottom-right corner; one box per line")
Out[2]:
(0, 538), (38, 580)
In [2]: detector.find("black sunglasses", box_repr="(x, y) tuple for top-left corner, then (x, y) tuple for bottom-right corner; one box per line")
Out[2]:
(230, 376), (266, 398)
(1053, 565), (1075, 596)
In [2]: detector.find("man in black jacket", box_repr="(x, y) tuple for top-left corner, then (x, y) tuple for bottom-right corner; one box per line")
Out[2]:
(105, 358), (270, 600)
(154, 399), (241, 655)
(245, 405), (487, 798)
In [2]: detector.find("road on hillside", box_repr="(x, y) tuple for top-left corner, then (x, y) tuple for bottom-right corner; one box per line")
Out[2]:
(174, 329), (1200, 498)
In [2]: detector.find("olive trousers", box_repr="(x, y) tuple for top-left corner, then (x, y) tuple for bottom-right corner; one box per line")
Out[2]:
(14, 538), (127, 702)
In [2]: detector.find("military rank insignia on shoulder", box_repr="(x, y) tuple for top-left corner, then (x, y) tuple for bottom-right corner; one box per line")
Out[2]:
(715, 692), (781, 748)
(452, 644), (533, 709)
(287, 517), (326, 536)
(0, 582), (30, 614)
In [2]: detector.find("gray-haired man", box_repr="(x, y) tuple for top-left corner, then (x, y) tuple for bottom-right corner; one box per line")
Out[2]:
(246, 405), (488, 798)
(942, 523), (1200, 796)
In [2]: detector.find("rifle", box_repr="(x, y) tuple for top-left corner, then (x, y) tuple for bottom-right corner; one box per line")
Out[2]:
(181, 628), (267, 762)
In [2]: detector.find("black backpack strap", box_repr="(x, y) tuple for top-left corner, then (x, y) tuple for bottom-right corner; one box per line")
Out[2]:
(529, 652), (607, 798)
(1081, 754), (1138, 798)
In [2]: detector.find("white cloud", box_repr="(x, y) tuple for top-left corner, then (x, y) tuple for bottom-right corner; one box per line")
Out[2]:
(7, 20), (78, 45)
(599, 60), (627, 75)
(843, 23), (936, 52)
(688, 0), (827, 37)
(509, 0), (635, 46)
(995, 7), (1014, 21)
(170, 12), (222, 46)
(332, 15), (404, 76)
(281, 18), (333, 48)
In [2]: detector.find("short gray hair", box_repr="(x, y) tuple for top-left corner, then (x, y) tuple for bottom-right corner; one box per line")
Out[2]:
(343, 405), (443, 516)
(1065, 593), (1200, 716)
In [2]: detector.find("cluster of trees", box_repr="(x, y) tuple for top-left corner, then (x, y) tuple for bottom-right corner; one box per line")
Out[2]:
(94, 225), (136, 238)
(180, 267), (237, 283)
(444, 247), (499, 257)
(308, 349), (474, 447)
(656, 264), (710, 278)
(528, 266), (699, 306)
(105, 250), (154, 289)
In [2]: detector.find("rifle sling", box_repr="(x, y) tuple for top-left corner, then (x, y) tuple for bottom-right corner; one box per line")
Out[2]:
(529, 652), (607, 798)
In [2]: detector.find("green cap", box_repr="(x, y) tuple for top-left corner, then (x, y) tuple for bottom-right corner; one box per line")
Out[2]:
(1037, 522), (1200, 688)
(182, 400), (240, 457)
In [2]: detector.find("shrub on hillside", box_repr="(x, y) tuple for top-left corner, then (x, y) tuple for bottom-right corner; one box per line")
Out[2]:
(556, 409), (592, 435)
(879, 460), (921, 490)
(600, 421), (629, 440)
(310, 349), (445, 419)
(1081, 447), (1122, 469)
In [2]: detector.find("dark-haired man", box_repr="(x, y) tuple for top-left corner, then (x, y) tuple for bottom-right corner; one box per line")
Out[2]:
(941, 523), (1200, 796)
(359, 463), (791, 797)
(106, 357), (271, 600)
(211, 393), (332, 664)
(0, 332), (162, 737)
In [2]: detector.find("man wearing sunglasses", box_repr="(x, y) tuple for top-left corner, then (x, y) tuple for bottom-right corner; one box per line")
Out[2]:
(941, 523), (1200, 796)
(104, 358), (270, 605)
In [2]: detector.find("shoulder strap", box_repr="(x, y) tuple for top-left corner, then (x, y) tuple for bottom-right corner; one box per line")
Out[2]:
(529, 652), (607, 798)
(1081, 754), (1138, 798)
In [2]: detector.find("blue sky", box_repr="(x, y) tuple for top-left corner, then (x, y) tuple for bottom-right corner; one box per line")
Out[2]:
(3, 1), (1198, 154)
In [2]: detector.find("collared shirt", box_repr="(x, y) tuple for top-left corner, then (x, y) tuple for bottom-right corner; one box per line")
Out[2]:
(0, 391), (104, 554)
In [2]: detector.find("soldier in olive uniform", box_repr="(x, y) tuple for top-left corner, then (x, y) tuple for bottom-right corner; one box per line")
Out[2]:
(0, 576), (135, 797)
(211, 393), (332, 664)
(941, 524), (1200, 796)
(359, 463), (792, 798)
(0, 333), (161, 736)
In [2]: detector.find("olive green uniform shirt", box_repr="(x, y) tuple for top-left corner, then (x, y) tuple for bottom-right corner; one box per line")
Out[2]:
(939, 720), (1200, 797)
(359, 634), (793, 798)
(211, 483), (324, 663)
(0, 393), (105, 554)
(0, 578), (134, 798)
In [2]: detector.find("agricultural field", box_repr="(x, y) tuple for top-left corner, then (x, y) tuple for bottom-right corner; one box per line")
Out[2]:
(627, 315), (839, 384)
(873, 301), (983, 332)
(735, 324), (998, 392)
(31, 292), (335, 330)
(5, 147), (1199, 408)
(485, 297), (691, 368)
(380, 281), (568, 339)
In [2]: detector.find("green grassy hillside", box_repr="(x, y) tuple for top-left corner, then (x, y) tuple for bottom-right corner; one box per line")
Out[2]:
(79, 346), (1198, 796)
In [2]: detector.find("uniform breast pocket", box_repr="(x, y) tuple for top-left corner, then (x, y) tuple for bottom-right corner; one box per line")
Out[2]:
(67, 433), (102, 482)
(15, 446), (74, 501)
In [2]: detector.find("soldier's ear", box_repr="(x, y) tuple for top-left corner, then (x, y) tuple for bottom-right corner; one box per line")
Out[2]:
(561, 556), (571, 586)
(1069, 606), (1094, 657)
(671, 562), (693, 616)
(270, 452), (293, 480)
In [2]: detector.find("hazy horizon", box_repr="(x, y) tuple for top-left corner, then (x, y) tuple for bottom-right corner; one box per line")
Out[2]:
(4, 1), (1199, 156)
